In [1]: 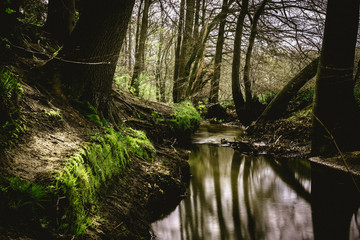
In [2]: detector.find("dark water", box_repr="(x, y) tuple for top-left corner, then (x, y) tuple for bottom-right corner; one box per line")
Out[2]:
(151, 124), (360, 240)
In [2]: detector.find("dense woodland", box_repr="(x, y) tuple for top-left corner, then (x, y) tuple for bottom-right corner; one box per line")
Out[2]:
(0, 0), (360, 238)
(1, 0), (360, 153)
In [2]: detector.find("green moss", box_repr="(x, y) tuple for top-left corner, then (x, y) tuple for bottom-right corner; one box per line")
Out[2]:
(152, 110), (165, 124)
(170, 101), (201, 140)
(55, 127), (155, 235)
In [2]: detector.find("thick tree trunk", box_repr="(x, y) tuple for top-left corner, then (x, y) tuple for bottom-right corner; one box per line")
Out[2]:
(231, 0), (248, 120)
(209, 0), (229, 104)
(130, 0), (151, 96)
(55, 0), (134, 115)
(257, 57), (319, 121)
(243, 0), (268, 103)
(311, 0), (360, 155)
(173, 0), (185, 103)
(44, 0), (76, 43)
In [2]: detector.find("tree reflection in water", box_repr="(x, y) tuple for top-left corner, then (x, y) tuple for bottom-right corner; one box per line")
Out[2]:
(152, 144), (360, 240)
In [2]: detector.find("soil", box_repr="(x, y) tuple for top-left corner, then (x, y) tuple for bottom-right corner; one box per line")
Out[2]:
(0, 53), (192, 239)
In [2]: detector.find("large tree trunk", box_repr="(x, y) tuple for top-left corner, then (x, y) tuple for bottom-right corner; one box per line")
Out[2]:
(173, 0), (185, 103)
(311, 0), (360, 155)
(231, 0), (248, 120)
(44, 0), (76, 43)
(257, 57), (319, 121)
(130, 0), (151, 96)
(54, 0), (134, 115)
(243, 0), (268, 103)
(209, 0), (229, 104)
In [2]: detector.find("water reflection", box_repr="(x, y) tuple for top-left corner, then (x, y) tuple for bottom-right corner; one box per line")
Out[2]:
(152, 143), (360, 240)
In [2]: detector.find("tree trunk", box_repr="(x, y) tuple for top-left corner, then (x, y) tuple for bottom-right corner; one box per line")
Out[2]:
(55, 0), (134, 115)
(177, 0), (196, 102)
(231, 0), (248, 120)
(257, 57), (319, 121)
(155, 19), (164, 102)
(130, 0), (151, 96)
(243, 0), (268, 103)
(173, 0), (185, 103)
(311, 0), (360, 155)
(209, 0), (229, 104)
(44, 0), (76, 43)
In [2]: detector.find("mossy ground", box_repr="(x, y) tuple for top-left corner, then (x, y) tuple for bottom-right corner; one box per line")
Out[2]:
(0, 63), (197, 239)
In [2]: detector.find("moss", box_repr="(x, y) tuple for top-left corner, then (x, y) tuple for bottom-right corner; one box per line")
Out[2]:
(55, 127), (155, 235)
(170, 101), (201, 140)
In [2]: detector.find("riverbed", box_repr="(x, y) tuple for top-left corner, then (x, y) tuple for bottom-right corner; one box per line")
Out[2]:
(151, 124), (360, 240)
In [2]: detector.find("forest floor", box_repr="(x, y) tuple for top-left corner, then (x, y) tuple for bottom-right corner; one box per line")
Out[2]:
(0, 53), (193, 239)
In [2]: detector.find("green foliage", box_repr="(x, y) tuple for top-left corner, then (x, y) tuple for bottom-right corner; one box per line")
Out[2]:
(196, 101), (207, 116)
(45, 108), (62, 121)
(259, 91), (277, 104)
(0, 67), (25, 148)
(71, 99), (105, 126)
(295, 88), (314, 105)
(152, 110), (165, 124)
(288, 108), (312, 123)
(114, 72), (131, 90)
(170, 101), (201, 140)
(55, 127), (155, 235)
(0, 176), (48, 211)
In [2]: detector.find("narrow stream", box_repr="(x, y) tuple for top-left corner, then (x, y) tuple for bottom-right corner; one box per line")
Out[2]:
(151, 124), (360, 240)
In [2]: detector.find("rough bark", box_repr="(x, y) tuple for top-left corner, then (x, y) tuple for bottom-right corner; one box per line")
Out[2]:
(243, 0), (268, 103)
(231, 0), (248, 120)
(130, 0), (151, 96)
(44, 0), (76, 43)
(311, 0), (360, 155)
(53, 0), (135, 115)
(257, 57), (319, 121)
(173, 0), (185, 103)
(209, 0), (229, 104)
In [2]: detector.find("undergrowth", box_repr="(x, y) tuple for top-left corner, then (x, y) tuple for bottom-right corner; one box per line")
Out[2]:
(0, 67), (26, 148)
(0, 176), (49, 211)
(170, 101), (201, 140)
(55, 127), (155, 235)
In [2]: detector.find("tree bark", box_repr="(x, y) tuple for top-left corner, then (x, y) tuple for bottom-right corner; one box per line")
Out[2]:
(231, 0), (249, 120)
(257, 57), (319, 121)
(44, 0), (76, 43)
(243, 0), (268, 103)
(209, 0), (229, 104)
(173, 0), (185, 103)
(177, 0), (196, 102)
(130, 0), (151, 96)
(311, 0), (360, 155)
(54, 0), (134, 115)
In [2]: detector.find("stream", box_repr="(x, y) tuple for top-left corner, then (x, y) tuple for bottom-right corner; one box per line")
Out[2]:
(151, 124), (360, 240)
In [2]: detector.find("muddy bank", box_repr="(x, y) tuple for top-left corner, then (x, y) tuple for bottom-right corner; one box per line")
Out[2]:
(0, 74), (196, 239)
